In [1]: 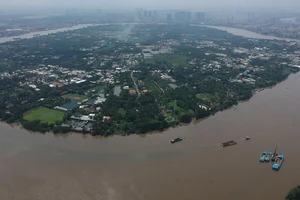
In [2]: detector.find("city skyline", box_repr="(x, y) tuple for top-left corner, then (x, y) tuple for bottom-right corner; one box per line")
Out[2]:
(1, 0), (300, 10)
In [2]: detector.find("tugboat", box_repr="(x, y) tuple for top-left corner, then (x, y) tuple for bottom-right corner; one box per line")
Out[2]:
(245, 136), (251, 140)
(170, 137), (183, 144)
(272, 153), (284, 171)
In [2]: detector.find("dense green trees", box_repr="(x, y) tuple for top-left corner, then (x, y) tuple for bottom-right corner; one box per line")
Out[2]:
(286, 185), (300, 200)
(92, 91), (169, 136)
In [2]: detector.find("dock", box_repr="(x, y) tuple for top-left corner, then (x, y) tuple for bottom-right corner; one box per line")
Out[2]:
(220, 140), (237, 147)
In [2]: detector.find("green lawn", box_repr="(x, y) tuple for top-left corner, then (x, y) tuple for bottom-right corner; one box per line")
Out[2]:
(62, 93), (88, 102)
(23, 107), (65, 124)
(145, 54), (188, 67)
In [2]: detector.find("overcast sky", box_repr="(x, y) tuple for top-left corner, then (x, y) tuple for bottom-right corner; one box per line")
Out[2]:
(1, 0), (300, 9)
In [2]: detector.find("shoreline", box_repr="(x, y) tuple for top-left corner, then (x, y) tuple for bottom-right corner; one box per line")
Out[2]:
(0, 24), (98, 44)
(205, 25), (300, 42)
(2, 72), (298, 138)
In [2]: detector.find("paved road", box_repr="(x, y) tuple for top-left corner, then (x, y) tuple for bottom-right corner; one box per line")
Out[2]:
(153, 81), (165, 93)
(131, 71), (141, 98)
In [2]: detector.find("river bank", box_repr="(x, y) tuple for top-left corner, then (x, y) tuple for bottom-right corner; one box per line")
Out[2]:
(0, 24), (98, 44)
(206, 25), (300, 42)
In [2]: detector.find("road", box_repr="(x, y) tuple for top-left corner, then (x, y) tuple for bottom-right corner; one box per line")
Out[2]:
(153, 81), (165, 93)
(131, 71), (141, 98)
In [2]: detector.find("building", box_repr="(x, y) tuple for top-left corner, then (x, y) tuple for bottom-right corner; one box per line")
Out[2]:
(138, 80), (144, 87)
(167, 13), (172, 21)
(129, 90), (137, 95)
(148, 10), (152, 18)
(54, 102), (79, 112)
(196, 12), (205, 23)
(175, 11), (191, 23)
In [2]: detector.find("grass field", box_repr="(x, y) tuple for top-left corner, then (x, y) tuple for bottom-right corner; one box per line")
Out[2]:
(167, 100), (194, 117)
(23, 107), (65, 124)
(62, 93), (88, 102)
(196, 93), (218, 104)
(145, 54), (188, 67)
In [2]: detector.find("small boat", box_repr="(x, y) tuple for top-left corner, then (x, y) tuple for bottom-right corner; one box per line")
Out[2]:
(259, 151), (267, 162)
(170, 137), (183, 144)
(272, 153), (284, 170)
(220, 140), (237, 147)
(264, 151), (272, 162)
(245, 136), (251, 140)
(271, 145), (278, 162)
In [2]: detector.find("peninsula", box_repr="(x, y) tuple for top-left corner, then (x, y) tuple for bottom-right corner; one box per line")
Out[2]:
(0, 24), (299, 136)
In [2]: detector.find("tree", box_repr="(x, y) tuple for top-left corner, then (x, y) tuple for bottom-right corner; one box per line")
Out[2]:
(286, 185), (300, 200)
(180, 114), (192, 123)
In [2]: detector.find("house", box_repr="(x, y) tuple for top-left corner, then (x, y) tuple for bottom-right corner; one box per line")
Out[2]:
(103, 116), (111, 122)
(129, 90), (137, 95)
(138, 80), (144, 87)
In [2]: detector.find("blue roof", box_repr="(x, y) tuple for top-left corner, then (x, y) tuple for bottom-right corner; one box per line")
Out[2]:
(60, 102), (79, 110)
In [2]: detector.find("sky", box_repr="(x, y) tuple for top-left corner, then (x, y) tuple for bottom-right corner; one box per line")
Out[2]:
(1, 0), (300, 10)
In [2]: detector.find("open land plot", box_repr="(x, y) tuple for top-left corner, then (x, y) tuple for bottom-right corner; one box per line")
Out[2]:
(145, 54), (189, 67)
(62, 93), (88, 102)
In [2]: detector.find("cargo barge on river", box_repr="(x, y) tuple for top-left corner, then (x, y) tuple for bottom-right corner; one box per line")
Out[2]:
(220, 140), (237, 147)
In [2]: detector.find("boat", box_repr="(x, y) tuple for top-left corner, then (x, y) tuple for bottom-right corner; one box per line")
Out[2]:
(259, 151), (267, 162)
(220, 140), (237, 147)
(264, 151), (272, 162)
(170, 137), (183, 144)
(271, 145), (278, 162)
(245, 136), (251, 140)
(272, 153), (284, 170)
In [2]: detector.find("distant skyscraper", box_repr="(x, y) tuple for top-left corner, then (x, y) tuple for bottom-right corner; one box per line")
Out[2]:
(148, 11), (152, 18)
(196, 12), (205, 22)
(96, 9), (102, 13)
(135, 8), (144, 21)
(167, 13), (172, 21)
(175, 11), (191, 23)
(144, 10), (148, 18)
(152, 11), (158, 21)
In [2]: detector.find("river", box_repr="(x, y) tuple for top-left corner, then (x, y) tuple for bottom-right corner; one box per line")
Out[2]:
(0, 24), (96, 44)
(1, 23), (300, 199)
(207, 25), (300, 42)
(2, 23), (297, 44)
(1, 71), (300, 199)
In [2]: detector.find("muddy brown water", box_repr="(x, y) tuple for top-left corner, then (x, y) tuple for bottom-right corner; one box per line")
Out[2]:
(1, 73), (300, 200)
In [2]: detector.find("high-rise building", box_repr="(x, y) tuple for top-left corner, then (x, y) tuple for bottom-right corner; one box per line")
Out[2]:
(175, 11), (191, 23)
(167, 13), (172, 21)
(144, 10), (148, 18)
(196, 12), (205, 23)
(152, 11), (158, 21)
(148, 11), (152, 18)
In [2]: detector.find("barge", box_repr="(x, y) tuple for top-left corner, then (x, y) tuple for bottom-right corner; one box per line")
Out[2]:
(220, 140), (237, 147)
(170, 137), (183, 144)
